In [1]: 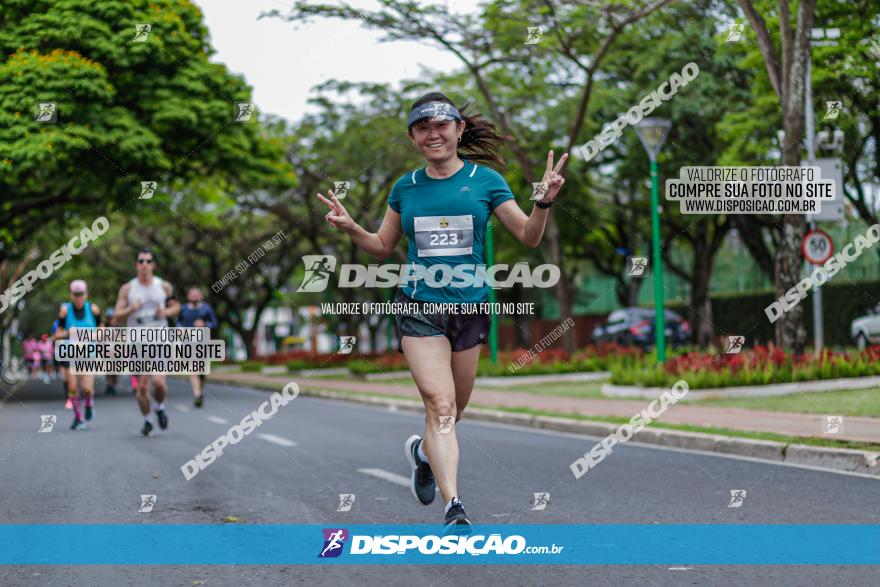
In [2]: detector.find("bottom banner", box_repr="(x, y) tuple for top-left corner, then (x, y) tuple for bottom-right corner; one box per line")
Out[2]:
(2, 524), (878, 565)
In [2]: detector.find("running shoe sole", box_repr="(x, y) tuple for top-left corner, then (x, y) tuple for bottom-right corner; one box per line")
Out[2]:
(443, 501), (472, 535)
(157, 410), (168, 429)
(443, 518), (472, 536)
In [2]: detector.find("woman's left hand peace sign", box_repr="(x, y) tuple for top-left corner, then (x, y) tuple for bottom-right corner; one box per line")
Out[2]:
(535, 150), (568, 202)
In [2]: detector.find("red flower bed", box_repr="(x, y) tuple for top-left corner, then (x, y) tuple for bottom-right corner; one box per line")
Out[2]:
(614, 343), (880, 387)
(584, 342), (644, 360)
(661, 344), (855, 376)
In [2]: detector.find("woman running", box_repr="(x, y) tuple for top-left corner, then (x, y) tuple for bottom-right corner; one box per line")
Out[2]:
(54, 280), (102, 430)
(317, 92), (567, 532)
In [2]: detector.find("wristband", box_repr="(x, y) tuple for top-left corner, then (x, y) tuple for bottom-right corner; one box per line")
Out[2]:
(535, 200), (553, 209)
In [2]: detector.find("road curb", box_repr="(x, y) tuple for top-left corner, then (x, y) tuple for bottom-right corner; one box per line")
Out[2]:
(212, 376), (880, 478)
(784, 444), (880, 473)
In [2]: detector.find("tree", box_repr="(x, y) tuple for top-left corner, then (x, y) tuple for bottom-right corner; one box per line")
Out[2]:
(0, 0), (293, 267)
(621, 0), (744, 346)
(718, 0), (879, 276)
(567, 0), (749, 345)
(0, 248), (40, 333)
(736, 0), (816, 352)
(806, 1), (878, 237)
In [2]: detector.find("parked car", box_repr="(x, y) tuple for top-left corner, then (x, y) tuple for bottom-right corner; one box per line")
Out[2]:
(850, 303), (880, 349)
(592, 307), (691, 349)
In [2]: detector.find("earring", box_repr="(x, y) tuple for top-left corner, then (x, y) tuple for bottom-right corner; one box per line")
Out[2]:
(458, 135), (462, 143)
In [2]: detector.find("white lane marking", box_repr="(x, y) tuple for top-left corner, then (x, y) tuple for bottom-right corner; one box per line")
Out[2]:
(258, 433), (297, 447)
(174, 405), (190, 413)
(206, 415), (229, 425)
(668, 567), (693, 571)
(357, 468), (410, 487)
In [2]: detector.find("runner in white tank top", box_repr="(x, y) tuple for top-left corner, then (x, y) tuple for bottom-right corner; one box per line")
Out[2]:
(126, 275), (168, 328)
(114, 248), (180, 436)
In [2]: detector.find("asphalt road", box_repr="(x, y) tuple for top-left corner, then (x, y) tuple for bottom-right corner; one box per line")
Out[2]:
(1, 377), (878, 586)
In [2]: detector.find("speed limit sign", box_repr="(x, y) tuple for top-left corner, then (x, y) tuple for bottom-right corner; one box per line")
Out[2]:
(802, 229), (834, 265)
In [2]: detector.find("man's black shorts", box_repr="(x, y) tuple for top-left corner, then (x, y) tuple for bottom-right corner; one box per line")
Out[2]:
(392, 289), (489, 353)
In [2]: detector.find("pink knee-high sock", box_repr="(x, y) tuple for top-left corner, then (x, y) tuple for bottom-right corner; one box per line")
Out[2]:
(71, 395), (82, 421)
(84, 394), (93, 408)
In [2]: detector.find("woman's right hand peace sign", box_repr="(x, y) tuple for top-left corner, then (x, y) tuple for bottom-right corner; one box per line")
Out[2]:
(317, 190), (355, 232)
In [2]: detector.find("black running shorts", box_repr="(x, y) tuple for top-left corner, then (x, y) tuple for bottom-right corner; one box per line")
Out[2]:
(392, 289), (490, 353)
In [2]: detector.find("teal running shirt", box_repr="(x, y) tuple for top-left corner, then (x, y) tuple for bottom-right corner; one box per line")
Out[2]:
(388, 159), (516, 303)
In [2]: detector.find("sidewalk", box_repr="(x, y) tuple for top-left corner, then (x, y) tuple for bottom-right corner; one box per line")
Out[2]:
(211, 372), (880, 445)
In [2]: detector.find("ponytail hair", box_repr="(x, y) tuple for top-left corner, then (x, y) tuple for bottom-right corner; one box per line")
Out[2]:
(408, 92), (513, 170)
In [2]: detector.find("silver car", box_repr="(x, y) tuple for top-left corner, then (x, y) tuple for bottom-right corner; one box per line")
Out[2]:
(850, 303), (880, 349)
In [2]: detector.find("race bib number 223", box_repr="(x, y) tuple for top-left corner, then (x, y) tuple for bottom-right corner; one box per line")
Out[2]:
(414, 215), (474, 257)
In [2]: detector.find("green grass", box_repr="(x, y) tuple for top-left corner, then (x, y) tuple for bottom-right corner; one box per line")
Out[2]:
(303, 372), (358, 380)
(365, 376), (415, 385)
(344, 376), (879, 414)
(487, 381), (607, 399)
(297, 387), (416, 403)
(689, 387), (880, 418)
(220, 369), (880, 418)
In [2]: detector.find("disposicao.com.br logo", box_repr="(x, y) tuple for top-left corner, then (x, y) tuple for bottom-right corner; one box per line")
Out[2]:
(316, 528), (562, 558)
(296, 255), (560, 292)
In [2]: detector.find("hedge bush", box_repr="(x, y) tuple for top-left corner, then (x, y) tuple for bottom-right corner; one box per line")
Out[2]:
(240, 361), (263, 373)
(347, 354), (408, 375)
(347, 360), (385, 375)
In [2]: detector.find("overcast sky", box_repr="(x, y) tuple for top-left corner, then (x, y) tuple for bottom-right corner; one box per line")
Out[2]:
(193, 0), (478, 123)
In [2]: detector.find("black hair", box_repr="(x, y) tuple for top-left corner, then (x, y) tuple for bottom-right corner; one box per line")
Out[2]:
(135, 248), (156, 264)
(407, 92), (513, 169)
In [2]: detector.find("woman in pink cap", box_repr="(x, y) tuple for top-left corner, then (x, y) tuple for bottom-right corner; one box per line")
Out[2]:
(54, 279), (102, 431)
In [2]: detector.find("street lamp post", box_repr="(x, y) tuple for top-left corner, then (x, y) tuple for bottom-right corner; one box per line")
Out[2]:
(635, 118), (672, 363)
